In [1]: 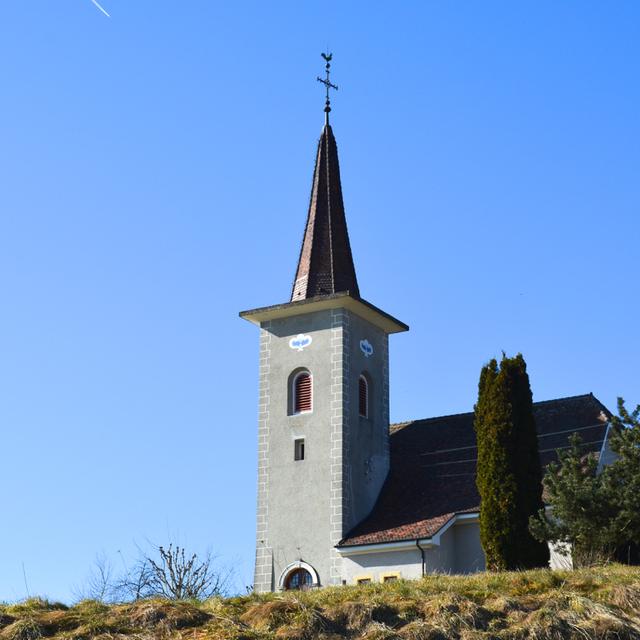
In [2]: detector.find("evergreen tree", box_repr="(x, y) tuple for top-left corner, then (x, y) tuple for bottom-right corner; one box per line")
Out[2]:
(530, 398), (640, 567)
(528, 434), (618, 567)
(503, 355), (550, 568)
(606, 399), (640, 554)
(474, 359), (517, 571)
(474, 353), (549, 571)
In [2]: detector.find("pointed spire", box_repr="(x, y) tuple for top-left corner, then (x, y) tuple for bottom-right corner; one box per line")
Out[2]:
(291, 123), (360, 301)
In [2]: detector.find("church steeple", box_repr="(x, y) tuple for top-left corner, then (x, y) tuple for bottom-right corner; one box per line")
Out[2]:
(241, 56), (408, 593)
(291, 54), (359, 302)
(291, 122), (360, 301)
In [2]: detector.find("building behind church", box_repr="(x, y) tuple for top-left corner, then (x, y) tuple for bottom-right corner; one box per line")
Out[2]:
(240, 81), (613, 591)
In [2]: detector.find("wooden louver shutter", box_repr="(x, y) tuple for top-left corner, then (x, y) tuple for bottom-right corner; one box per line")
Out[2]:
(295, 373), (312, 413)
(359, 376), (368, 417)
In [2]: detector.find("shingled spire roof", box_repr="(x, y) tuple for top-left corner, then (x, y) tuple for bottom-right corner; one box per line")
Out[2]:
(291, 124), (360, 301)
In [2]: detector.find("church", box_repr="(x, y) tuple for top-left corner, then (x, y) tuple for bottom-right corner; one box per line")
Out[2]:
(240, 61), (613, 592)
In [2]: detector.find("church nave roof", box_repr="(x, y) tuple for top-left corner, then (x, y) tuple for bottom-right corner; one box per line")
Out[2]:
(339, 393), (611, 548)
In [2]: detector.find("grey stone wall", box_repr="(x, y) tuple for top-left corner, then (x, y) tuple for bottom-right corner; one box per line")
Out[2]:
(343, 312), (390, 533)
(252, 305), (391, 591)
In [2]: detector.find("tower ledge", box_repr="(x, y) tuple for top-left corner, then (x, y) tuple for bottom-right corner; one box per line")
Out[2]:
(240, 292), (408, 335)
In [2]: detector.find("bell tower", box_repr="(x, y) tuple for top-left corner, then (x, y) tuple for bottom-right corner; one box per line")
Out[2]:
(240, 56), (408, 592)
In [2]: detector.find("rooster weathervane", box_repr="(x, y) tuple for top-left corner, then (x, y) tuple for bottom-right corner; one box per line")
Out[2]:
(317, 52), (338, 123)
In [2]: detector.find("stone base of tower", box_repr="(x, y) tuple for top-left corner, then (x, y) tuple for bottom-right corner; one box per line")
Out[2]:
(243, 296), (406, 594)
(254, 545), (274, 593)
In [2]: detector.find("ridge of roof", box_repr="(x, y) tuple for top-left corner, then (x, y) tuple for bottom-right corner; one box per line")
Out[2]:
(390, 393), (603, 433)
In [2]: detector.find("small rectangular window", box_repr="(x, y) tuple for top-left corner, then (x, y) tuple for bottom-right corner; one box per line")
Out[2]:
(357, 578), (371, 585)
(294, 438), (305, 461)
(383, 575), (398, 583)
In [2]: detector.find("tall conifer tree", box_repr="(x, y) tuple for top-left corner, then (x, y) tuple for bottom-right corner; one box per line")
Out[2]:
(474, 354), (549, 570)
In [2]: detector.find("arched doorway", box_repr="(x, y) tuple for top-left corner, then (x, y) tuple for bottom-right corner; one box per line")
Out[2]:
(278, 561), (319, 591)
(284, 567), (313, 591)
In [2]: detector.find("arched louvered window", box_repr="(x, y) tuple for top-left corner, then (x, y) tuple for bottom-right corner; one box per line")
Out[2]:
(359, 375), (369, 418)
(294, 371), (312, 414)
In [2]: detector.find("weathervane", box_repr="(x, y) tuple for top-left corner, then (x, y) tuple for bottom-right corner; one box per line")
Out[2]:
(317, 52), (338, 124)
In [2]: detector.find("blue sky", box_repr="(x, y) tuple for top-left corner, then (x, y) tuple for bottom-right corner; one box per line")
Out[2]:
(1, 1), (638, 601)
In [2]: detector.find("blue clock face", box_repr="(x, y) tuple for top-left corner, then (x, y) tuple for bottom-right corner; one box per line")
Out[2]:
(289, 334), (313, 352)
(360, 339), (374, 358)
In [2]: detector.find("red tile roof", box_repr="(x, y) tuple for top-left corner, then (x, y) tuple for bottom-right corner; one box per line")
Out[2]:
(339, 394), (611, 547)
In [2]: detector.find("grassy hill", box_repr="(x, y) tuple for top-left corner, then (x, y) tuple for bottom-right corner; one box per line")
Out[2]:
(2, 565), (640, 639)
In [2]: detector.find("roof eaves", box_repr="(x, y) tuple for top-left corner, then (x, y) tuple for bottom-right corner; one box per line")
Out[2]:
(338, 510), (481, 551)
(240, 293), (408, 334)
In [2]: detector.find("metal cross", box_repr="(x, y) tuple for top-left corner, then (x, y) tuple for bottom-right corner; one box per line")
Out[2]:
(317, 52), (338, 123)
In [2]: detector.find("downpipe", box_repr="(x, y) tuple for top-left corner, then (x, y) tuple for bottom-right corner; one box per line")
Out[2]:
(416, 540), (426, 577)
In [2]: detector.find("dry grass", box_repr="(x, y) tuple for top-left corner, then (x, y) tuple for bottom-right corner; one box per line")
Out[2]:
(2, 565), (640, 639)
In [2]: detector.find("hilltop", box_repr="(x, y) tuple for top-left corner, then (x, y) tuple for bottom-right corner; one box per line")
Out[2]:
(2, 565), (640, 639)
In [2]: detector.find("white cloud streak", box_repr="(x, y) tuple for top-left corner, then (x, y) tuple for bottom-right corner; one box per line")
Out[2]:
(90, 0), (110, 17)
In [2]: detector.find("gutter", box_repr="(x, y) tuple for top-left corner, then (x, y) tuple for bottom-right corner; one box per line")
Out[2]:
(336, 538), (429, 556)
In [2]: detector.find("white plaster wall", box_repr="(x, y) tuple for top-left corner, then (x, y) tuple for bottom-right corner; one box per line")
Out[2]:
(340, 521), (488, 583)
(423, 526), (458, 573)
(342, 549), (423, 583)
(340, 520), (587, 582)
(452, 522), (486, 573)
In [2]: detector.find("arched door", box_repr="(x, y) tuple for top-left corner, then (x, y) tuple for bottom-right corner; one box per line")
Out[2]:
(284, 568), (313, 591)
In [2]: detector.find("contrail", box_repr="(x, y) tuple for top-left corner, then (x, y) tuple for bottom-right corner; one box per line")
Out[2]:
(90, 0), (110, 17)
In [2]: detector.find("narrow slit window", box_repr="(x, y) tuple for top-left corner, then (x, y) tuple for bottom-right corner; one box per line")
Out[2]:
(358, 375), (369, 418)
(294, 372), (312, 413)
(294, 438), (305, 461)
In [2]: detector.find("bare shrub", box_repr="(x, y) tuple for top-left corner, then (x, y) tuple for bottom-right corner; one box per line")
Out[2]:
(144, 544), (232, 600)
(78, 543), (233, 602)
(113, 557), (154, 602)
